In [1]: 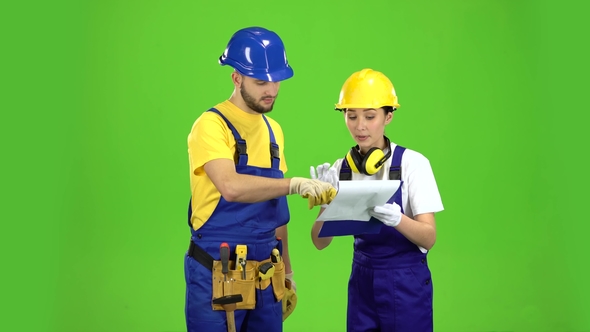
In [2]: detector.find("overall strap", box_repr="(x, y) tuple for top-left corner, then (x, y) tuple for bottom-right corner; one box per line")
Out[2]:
(207, 108), (248, 166)
(262, 115), (280, 170)
(386, 145), (406, 213)
(388, 145), (406, 181)
(339, 158), (352, 181)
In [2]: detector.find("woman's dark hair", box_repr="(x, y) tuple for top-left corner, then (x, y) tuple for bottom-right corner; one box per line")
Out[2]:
(338, 106), (396, 113)
(382, 106), (396, 114)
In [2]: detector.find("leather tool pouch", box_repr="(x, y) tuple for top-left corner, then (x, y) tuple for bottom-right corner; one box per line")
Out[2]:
(270, 259), (286, 303)
(211, 258), (286, 310)
(212, 260), (256, 310)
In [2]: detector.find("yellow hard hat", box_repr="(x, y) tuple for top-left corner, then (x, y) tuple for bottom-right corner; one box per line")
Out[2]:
(335, 68), (400, 111)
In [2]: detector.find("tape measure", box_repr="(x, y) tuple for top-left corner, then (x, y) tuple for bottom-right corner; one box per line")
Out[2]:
(258, 262), (275, 281)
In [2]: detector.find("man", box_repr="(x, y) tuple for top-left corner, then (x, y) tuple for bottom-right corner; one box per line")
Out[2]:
(310, 68), (444, 332)
(184, 27), (336, 332)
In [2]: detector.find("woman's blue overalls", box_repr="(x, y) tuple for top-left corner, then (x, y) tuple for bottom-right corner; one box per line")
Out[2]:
(184, 108), (289, 332)
(340, 145), (434, 332)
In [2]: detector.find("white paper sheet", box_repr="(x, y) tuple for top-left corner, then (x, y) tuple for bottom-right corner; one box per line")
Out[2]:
(316, 180), (402, 222)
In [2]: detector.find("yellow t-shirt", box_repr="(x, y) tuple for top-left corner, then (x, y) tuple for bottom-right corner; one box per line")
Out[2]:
(187, 100), (288, 230)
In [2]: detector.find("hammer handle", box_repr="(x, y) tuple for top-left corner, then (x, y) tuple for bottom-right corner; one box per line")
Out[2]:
(226, 311), (236, 332)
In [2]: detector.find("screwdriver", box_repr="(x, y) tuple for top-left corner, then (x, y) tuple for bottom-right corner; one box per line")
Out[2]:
(220, 242), (230, 283)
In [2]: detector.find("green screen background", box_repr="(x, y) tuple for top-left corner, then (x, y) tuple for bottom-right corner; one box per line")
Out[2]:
(5, 0), (590, 331)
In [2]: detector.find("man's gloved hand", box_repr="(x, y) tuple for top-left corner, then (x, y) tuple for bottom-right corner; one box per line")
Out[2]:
(289, 177), (337, 209)
(368, 203), (403, 227)
(310, 163), (339, 208)
(282, 271), (297, 321)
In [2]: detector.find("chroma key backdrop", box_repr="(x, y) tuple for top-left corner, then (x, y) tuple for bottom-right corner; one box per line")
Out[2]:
(4, 0), (589, 331)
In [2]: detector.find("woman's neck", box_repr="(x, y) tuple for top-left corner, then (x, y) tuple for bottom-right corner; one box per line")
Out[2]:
(359, 137), (387, 155)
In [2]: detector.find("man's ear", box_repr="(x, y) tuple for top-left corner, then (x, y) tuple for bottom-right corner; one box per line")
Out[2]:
(231, 70), (242, 87)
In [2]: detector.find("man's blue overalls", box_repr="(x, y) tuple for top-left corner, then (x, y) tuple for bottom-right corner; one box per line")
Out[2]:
(184, 108), (288, 332)
(340, 145), (433, 332)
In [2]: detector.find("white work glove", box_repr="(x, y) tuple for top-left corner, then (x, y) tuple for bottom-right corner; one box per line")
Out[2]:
(368, 203), (402, 227)
(310, 163), (339, 208)
(285, 271), (296, 293)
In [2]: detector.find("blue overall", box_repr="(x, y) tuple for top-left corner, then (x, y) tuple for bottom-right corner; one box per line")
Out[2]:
(184, 108), (289, 332)
(340, 145), (433, 332)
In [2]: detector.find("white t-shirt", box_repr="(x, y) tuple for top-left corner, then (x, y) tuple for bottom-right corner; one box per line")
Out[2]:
(331, 142), (444, 253)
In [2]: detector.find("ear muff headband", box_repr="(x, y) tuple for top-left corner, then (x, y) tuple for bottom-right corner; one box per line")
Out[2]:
(345, 136), (392, 176)
(345, 150), (361, 173)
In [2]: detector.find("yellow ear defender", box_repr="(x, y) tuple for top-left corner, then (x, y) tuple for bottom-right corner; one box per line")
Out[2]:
(345, 136), (392, 176)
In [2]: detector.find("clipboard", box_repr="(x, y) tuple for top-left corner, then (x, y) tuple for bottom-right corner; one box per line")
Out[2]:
(317, 182), (402, 237)
(318, 217), (385, 237)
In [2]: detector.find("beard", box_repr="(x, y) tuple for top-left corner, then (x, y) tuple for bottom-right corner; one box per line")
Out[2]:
(240, 86), (277, 114)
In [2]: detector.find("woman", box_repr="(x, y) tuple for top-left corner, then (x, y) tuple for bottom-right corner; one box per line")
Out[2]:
(311, 68), (445, 332)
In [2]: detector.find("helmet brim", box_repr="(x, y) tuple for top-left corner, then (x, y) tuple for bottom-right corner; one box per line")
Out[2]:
(220, 57), (294, 82)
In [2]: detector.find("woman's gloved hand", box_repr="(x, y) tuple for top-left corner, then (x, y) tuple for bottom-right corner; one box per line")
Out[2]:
(310, 163), (339, 208)
(368, 203), (402, 227)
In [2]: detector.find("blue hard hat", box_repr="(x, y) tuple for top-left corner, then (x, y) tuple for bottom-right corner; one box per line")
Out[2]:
(219, 27), (294, 82)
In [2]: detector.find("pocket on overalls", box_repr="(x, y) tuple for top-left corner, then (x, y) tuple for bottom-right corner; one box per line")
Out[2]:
(270, 259), (286, 302)
(211, 260), (257, 310)
(409, 264), (433, 308)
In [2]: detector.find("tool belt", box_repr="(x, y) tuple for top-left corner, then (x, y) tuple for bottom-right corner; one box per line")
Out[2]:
(188, 241), (286, 311)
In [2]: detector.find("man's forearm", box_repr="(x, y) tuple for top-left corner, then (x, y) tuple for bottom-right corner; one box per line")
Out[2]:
(224, 174), (292, 203)
(276, 224), (292, 274)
